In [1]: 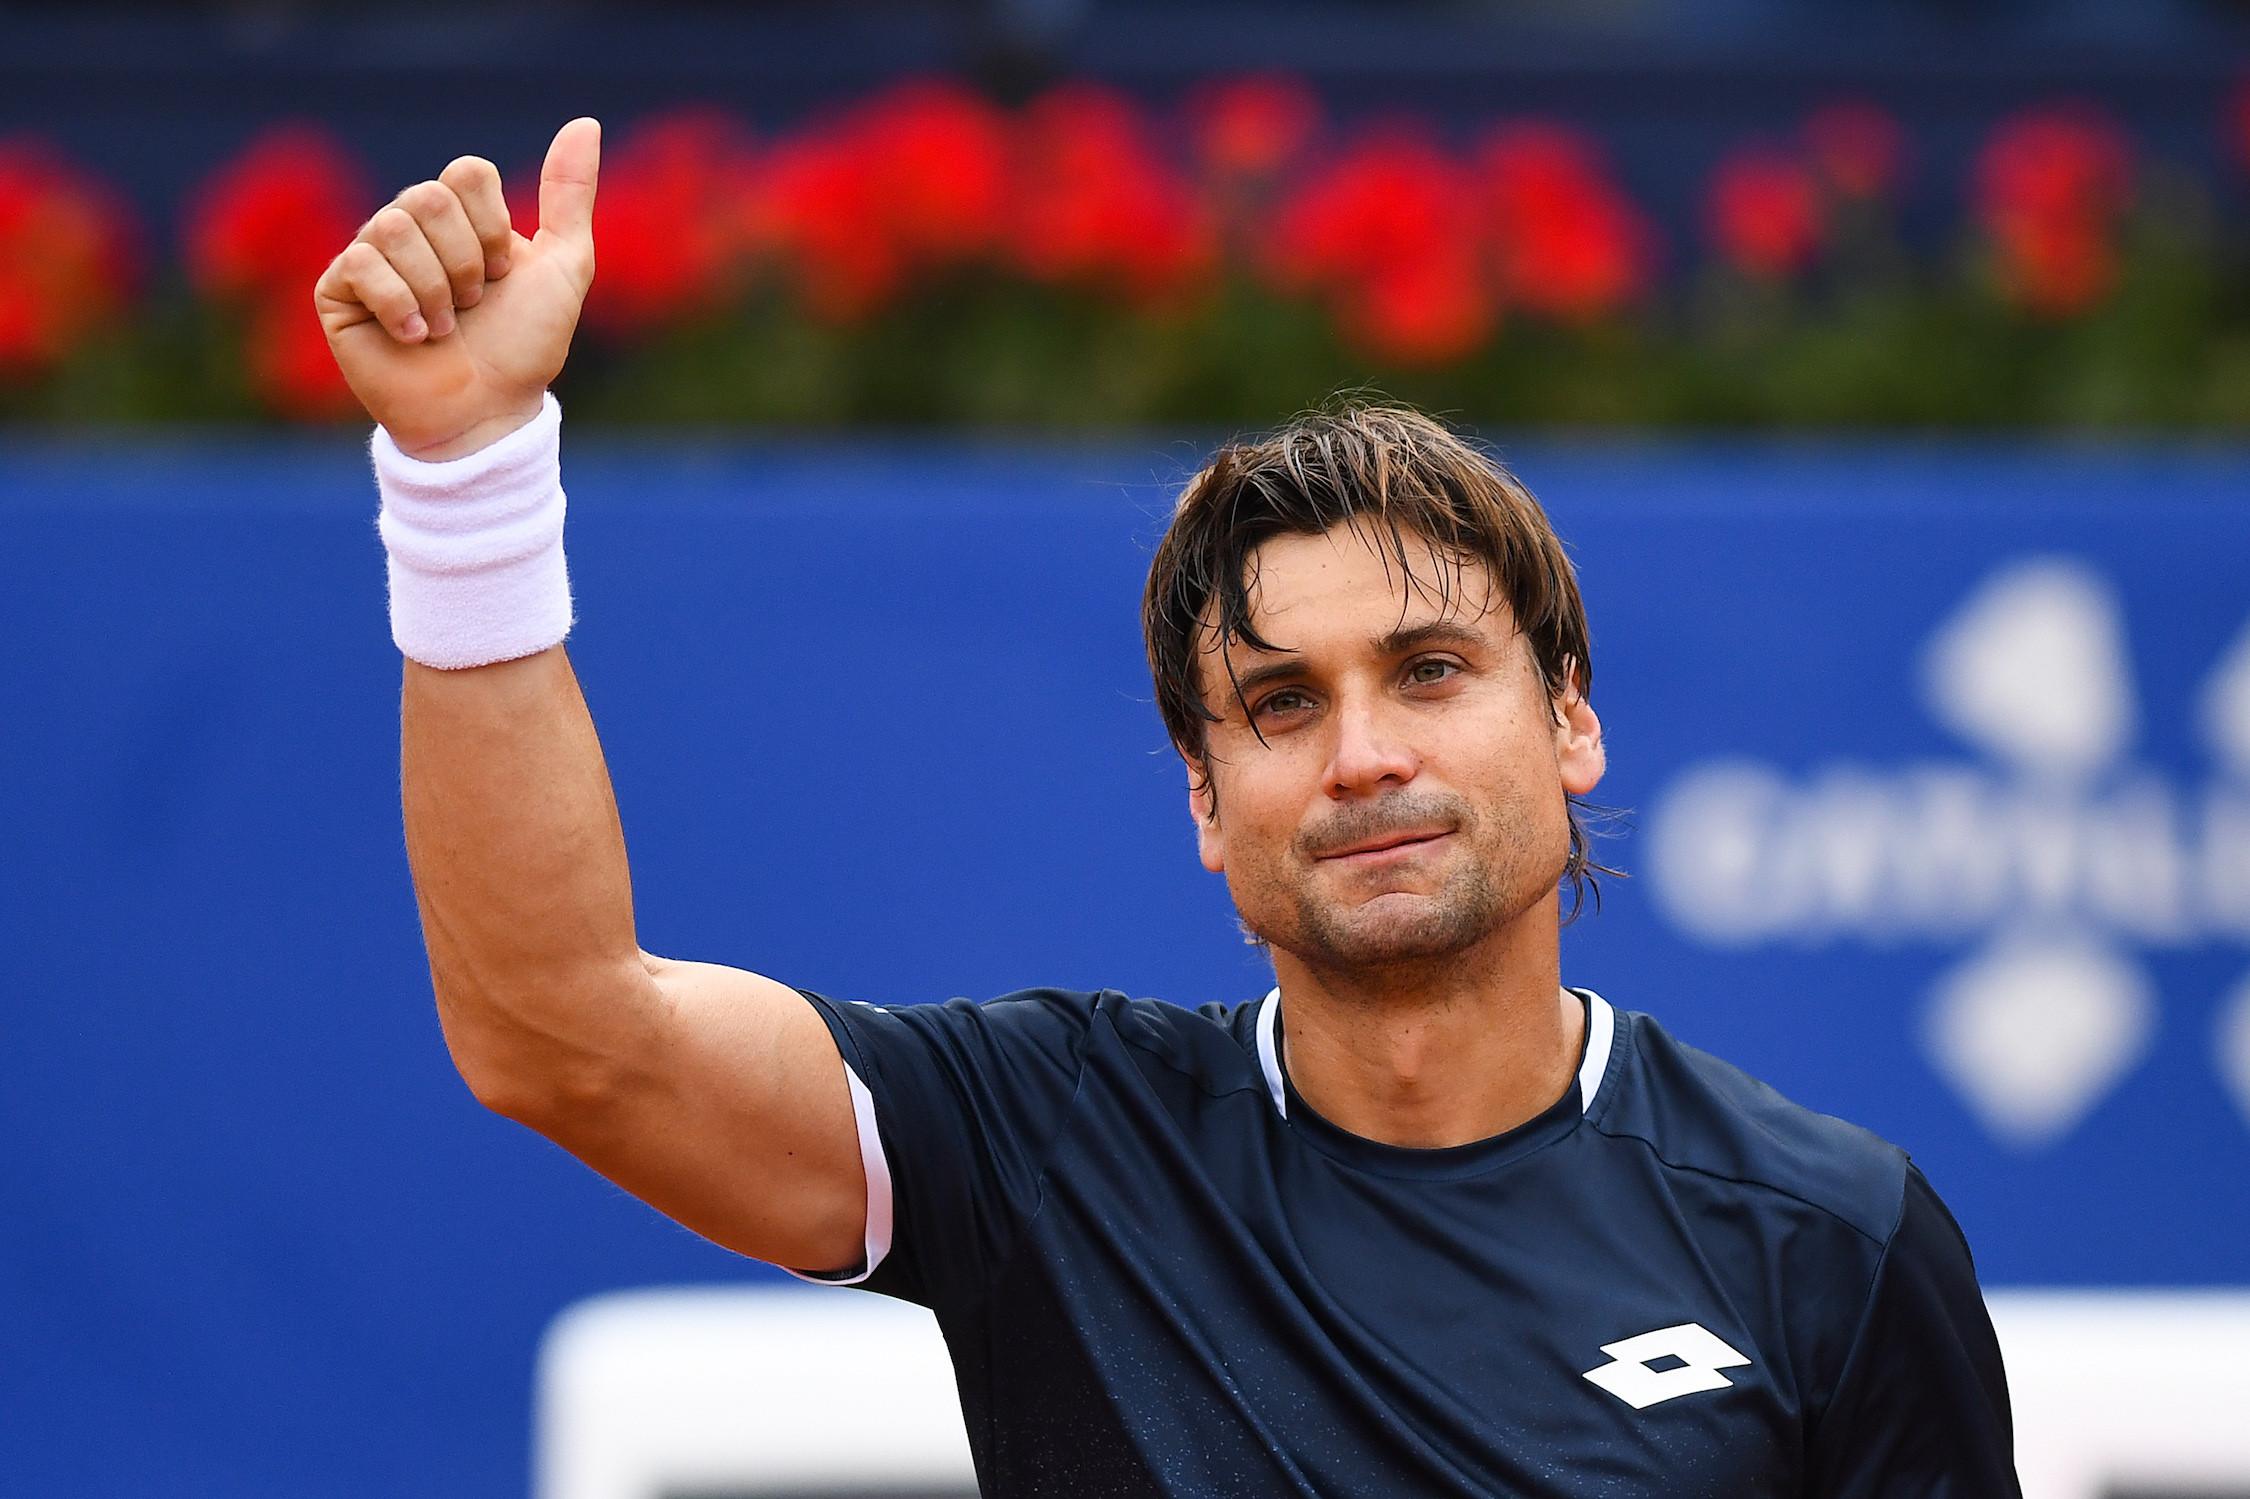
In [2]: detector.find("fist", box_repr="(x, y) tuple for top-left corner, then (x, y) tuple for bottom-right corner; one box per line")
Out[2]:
(316, 118), (600, 460)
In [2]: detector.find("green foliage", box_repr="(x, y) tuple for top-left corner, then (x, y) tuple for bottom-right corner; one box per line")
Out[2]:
(0, 289), (269, 425)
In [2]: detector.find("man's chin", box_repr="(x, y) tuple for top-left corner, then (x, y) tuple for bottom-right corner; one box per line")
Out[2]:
(1277, 889), (1497, 971)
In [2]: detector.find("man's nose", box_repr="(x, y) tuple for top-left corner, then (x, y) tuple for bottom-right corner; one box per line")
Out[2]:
(1325, 694), (1417, 796)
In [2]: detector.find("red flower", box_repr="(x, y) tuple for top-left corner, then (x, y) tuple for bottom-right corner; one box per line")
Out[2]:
(584, 108), (759, 337)
(0, 139), (138, 379)
(184, 124), (371, 418)
(758, 79), (1010, 323)
(858, 78), (1011, 264)
(1010, 83), (1217, 310)
(185, 124), (368, 303)
(2230, 77), (2250, 173)
(1972, 105), (2133, 318)
(1706, 144), (1824, 279)
(1188, 74), (1321, 180)
(1476, 123), (1651, 324)
(758, 128), (900, 323)
(1803, 100), (1908, 200)
(245, 295), (357, 421)
(1267, 130), (1492, 365)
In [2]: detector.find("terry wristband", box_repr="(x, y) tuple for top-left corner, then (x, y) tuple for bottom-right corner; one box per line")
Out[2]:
(373, 392), (573, 670)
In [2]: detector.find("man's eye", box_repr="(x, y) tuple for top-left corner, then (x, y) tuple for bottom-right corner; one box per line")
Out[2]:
(1256, 689), (1312, 718)
(1406, 658), (1458, 686)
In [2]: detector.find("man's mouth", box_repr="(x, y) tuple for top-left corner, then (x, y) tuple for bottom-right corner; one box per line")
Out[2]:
(1314, 827), (1453, 862)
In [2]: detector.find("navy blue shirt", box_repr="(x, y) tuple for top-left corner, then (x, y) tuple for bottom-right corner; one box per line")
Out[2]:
(802, 987), (2018, 1498)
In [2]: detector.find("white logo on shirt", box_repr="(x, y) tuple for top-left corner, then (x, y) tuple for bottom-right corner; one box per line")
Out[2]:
(1582, 1322), (1752, 1409)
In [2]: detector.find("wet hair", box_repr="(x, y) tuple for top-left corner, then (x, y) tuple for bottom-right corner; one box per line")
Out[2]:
(1141, 399), (1615, 914)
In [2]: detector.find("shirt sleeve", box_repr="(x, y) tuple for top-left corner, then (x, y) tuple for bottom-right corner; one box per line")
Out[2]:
(797, 989), (1096, 1315)
(1805, 1165), (2021, 1499)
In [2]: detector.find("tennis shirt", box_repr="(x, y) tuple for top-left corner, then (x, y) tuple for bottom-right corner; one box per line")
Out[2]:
(798, 986), (2019, 1498)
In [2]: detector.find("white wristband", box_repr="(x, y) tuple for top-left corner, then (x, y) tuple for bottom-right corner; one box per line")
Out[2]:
(373, 393), (573, 670)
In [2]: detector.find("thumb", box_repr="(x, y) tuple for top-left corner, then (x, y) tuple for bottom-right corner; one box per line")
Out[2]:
(538, 116), (601, 246)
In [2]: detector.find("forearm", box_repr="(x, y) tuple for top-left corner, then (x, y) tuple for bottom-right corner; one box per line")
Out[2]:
(402, 648), (655, 1118)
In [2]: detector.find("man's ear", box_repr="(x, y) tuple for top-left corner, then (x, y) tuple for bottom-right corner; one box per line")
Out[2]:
(1554, 676), (1605, 797)
(1188, 768), (1226, 873)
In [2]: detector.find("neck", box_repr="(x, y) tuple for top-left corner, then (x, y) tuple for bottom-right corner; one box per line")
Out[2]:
(1270, 889), (1583, 1149)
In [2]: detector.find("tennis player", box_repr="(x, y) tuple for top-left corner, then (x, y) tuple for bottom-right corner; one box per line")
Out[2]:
(320, 119), (2020, 1496)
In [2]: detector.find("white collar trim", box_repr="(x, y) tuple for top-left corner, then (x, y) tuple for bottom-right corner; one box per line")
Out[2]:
(1255, 987), (1616, 1121)
(1575, 990), (1615, 1115)
(1255, 988), (1287, 1117)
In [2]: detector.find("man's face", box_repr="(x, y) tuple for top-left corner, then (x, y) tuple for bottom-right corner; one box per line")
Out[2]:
(1189, 523), (1605, 975)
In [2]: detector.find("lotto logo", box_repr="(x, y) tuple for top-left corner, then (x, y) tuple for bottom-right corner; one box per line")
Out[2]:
(1582, 1322), (1753, 1410)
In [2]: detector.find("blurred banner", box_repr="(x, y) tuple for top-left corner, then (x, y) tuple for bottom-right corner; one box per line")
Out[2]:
(2, 436), (2246, 1494)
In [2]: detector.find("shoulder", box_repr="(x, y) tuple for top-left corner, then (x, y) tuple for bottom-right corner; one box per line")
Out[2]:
(1589, 1002), (1908, 1247)
(806, 986), (1262, 1084)
(1107, 991), (1272, 1098)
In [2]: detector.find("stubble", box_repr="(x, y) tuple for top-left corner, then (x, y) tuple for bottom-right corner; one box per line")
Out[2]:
(1233, 784), (1563, 981)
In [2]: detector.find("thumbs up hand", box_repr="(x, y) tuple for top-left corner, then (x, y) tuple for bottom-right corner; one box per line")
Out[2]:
(317, 118), (600, 460)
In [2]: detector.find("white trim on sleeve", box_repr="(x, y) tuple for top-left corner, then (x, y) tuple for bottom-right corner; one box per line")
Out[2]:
(783, 1063), (895, 1287)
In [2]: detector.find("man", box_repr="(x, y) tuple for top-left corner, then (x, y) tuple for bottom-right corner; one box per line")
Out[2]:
(320, 120), (2019, 1496)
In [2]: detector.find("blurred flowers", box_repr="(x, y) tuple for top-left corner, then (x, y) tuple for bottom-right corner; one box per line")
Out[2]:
(1267, 131), (1491, 365)
(759, 80), (1010, 323)
(0, 140), (137, 381)
(856, 81), (1012, 272)
(1804, 101), (1908, 201)
(1010, 84), (1216, 309)
(583, 109), (759, 337)
(2230, 79), (2250, 176)
(7, 75), (2250, 426)
(1190, 74), (1322, 182)
(1707, 144), (1825, 280)
(1479, 123), (1650, 323)
(185, 123), (369, 418)
(1972, 105), (2134, 319)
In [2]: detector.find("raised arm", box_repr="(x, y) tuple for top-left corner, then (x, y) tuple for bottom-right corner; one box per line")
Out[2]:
(318, 121), (867, 1274)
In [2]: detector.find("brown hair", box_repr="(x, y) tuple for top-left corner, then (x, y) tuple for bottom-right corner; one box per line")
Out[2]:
(1141, 400), (1613, 911)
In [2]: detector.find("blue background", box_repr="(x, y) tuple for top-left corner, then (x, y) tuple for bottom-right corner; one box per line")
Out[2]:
(3, 436), (2246, 1496)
